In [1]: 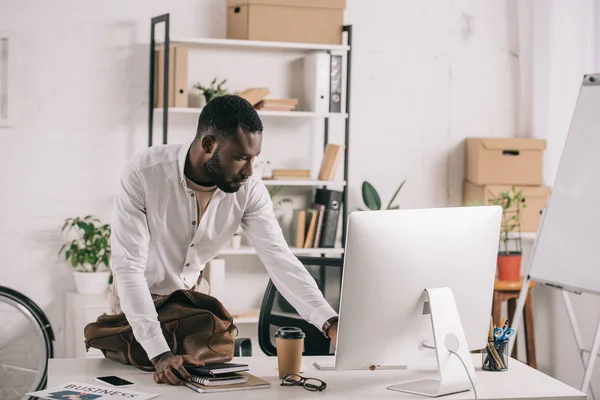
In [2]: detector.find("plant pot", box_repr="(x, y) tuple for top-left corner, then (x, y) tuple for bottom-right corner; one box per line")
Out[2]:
(497, 253), (522, 281)
(189, 91), (206, 108)
(73, 271), (111, 295)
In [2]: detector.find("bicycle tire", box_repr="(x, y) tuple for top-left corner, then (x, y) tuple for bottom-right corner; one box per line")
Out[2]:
(0, 286), (54, 399)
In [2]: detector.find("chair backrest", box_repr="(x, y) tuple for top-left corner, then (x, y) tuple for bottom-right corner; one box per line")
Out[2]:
(257, 256), (344, 356)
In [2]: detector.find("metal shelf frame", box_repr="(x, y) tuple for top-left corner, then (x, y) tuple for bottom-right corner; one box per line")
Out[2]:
(148, 13), (352, 250)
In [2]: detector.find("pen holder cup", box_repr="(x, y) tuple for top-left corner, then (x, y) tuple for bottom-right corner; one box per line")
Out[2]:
(482, 339), (509, 372)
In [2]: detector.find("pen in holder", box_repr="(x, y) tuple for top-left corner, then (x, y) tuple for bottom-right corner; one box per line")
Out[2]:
(482, 339), (509, 371)
(483, 317), (514, 372)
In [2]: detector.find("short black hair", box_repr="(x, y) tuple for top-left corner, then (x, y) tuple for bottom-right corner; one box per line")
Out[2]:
(195, 95), (263, 141)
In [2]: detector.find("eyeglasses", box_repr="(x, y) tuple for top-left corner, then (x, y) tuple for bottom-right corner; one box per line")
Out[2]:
(281, 374), (327, 392)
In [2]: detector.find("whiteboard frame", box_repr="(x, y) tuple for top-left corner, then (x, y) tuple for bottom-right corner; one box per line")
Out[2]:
(526, 72), (600, 295)
(510, 73), (600, 397)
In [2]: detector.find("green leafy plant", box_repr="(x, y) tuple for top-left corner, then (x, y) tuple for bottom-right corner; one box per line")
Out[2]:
(59, 216), (111, 273)
(193, 78), (229, 102)
(488, 186), (527, 255)
(361, 179), (406, 210)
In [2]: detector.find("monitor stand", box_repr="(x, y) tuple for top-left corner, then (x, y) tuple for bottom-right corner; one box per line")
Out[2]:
(387, 287), (476, 397)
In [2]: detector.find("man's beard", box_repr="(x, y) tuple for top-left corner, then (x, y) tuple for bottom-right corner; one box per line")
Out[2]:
(203, 149), (240, 193)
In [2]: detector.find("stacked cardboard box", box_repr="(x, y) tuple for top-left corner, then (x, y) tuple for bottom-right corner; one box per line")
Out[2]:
(462, 138), (550, 232)
(226, 0), (347, 45)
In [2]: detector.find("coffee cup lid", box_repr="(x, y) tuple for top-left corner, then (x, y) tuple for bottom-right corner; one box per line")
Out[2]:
(275, 326), (306, 339)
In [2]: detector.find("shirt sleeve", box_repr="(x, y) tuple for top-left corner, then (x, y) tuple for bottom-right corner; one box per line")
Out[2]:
(241, 179), (338, 331)
(110, 163), (170, 361)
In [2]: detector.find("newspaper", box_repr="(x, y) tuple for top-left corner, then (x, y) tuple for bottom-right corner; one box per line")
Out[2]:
(27, 381), (158, 400)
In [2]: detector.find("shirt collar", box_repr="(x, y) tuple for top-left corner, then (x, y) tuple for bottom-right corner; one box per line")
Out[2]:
(178, 140), (227, 203)
(178, 140), (194, 187)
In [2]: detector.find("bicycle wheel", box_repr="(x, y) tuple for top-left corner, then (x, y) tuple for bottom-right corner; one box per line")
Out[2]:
(0, 286), (54, 399)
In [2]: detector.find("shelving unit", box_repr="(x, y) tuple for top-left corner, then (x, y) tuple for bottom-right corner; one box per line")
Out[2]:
(148, 14), (352, 338)
(154, 36), (350, 52)
(148, 12), (352, 250)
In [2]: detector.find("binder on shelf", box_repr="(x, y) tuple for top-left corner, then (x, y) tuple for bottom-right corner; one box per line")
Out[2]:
(329, 54), (343, 113)
(303, 52), (331, 113)
(155, 45), (189, 108)
(314, 188), (343, 248)
(173, 45), (189, 107)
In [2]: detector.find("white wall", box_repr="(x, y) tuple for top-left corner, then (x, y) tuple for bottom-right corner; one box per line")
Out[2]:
(4, 0), (583, 388)
(345, 0), (518, 210)
(0, 0), (226, 358)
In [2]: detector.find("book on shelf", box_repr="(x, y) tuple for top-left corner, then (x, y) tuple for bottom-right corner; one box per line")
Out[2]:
(311, 203), (326, 248)
(236, 87), (299, 111)
(272, 169), (311, 180)
(292, 202), (332, 249)
(293, 209), (306, 248)
(184, 372), (271, 394)
(237, 87), (271, 106)
(303, 208), (318, 248)
(318, 143), (345, 180)
(255, 98), (299, 111)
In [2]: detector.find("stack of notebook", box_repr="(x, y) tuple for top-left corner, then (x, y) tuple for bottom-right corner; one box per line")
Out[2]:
(184, 363), (271, 394)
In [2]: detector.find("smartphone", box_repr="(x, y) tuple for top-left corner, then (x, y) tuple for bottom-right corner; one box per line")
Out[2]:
(95, 375), (135, 387)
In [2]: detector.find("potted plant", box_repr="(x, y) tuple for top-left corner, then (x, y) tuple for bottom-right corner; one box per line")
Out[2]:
(361, 179), (406, 210)
(193, 77), (229, 103)
(59, 215), (112, 295)
(488, 186), (527, 281)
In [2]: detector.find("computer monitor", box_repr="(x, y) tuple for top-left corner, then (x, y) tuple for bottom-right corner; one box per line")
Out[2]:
(334, 206), (502, 397)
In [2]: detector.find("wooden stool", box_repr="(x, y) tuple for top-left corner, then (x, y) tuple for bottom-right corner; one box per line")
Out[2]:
(492, 278), (537, 368)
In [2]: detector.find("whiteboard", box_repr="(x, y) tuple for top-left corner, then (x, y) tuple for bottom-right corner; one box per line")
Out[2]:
(528, 73), (600, 295)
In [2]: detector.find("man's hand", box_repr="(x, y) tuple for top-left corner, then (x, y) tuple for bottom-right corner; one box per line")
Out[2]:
(329, 322), (338, 348)
(151, 351), (204, 385)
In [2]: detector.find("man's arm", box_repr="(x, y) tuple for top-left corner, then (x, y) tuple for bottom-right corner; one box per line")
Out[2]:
(240, 180), (338, 334)
(110, 163), (170, 360)
(112, 163), (204, 385)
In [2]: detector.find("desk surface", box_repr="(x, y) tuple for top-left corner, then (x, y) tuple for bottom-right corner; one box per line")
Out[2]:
(48, 355), (585, 400)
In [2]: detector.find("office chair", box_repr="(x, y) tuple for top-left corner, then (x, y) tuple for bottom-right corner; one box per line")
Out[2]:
(257, 256), (344, 356)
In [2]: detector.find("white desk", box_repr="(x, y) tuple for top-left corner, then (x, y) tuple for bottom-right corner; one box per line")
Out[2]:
(48, 355), (586, 400)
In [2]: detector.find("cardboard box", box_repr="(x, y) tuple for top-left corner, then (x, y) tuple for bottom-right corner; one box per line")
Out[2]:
(462, 181), (551, 232)
(227, 0), (346, 45)
(465, 138), (546, 185)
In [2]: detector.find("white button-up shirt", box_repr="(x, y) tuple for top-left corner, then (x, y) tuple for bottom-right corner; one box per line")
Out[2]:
(110, 141), (338, 360)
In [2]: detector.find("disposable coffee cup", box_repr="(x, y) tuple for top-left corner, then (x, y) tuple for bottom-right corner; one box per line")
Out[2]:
(275, 327), (305, 379)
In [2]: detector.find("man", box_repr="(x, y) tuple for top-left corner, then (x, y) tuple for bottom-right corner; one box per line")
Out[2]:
(109, 95), (339, 386)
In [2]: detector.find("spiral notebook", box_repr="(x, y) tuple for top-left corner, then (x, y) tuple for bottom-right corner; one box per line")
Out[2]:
(190, 373), (248, 387)
(186, 362), (249, 377)
(184, 372), (270, 394)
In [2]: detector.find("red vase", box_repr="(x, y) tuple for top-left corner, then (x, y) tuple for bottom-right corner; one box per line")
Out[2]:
(497, 253), (522, 281)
